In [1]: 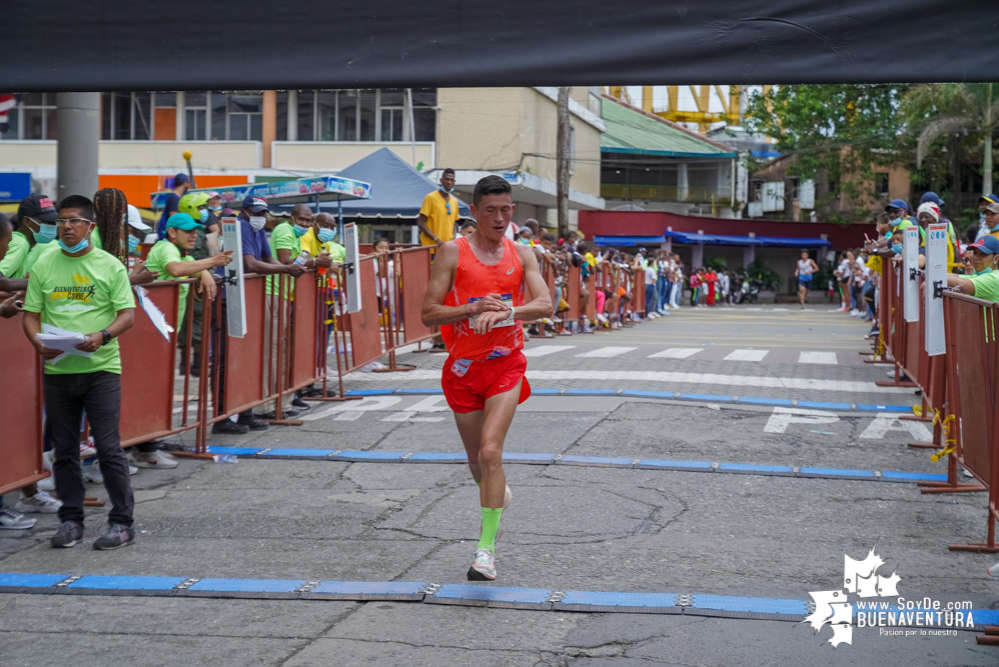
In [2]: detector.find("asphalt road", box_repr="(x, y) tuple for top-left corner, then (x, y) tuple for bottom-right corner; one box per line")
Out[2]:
(2, 305), (996, 666)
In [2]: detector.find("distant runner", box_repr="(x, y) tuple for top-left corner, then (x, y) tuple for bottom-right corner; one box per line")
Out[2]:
(421, 175), (551, 581)
(795, 250), (818, 309)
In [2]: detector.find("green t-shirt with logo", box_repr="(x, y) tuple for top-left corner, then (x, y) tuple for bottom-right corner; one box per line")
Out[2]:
(145, 240), (194, 326)
(0, 232), (30, 279)
(267, 221), (299, 297)
(24, 247), (135, 375)
(969, 271), (999, 302)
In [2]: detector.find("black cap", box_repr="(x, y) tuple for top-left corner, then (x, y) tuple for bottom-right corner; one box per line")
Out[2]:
(17, 193), (58, 223)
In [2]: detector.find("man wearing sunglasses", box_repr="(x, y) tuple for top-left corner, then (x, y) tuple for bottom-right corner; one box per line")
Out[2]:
(21, 194), (138, 551)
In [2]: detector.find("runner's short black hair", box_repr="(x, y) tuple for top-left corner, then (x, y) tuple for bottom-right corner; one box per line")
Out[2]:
(460, 220), (477, 230)
(58, 195), (95, 221)
(473, 175), (512, 206)
(442, 168), (456, 176)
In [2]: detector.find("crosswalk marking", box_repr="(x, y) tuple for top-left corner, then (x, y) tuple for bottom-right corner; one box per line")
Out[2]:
(798, 351), (838, 365)
(723, 349), (769, 362)
(522, 345), (576, 357)
(575, 346), (637, 358)
(648, 348), (702, 359)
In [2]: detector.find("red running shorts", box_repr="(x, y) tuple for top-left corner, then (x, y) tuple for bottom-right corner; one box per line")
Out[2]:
(441, 350), (532, 413)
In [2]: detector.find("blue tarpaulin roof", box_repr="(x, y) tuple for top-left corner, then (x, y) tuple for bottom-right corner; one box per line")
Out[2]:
(593, 236), (666, 246)
(277, 147), (471, 219)
(661, 230), (831, 247)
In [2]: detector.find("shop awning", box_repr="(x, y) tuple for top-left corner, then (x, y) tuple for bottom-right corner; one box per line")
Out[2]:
(593, 235), (666, 246)
(662, 230), (831, 247)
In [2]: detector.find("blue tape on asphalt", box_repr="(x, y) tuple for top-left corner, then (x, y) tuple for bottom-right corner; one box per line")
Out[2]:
(502, 452), (556, 462)
(310, 581), (427, 595)
(394, 388), (444, 395)
(620, 390), (675, 399)
(407, 453), (468, 462)
(434, 584), (551, 604)
(0, 573), (70, 588)
(333, 451), (406, 461)
(208, 447), (265, 456)
(719, 463), (793, 474)
(678, 393), (734, 402)
(69, 576), (187, 591)
(561, 591), (677, 608)
(563, 389), (621, 396)
(882, 471), (948, 482)
(691, 594), (807, 616)
(638, 460), (713, 470)
(799, 467), (876, 478)
(858, 404), (911, 412)
(738, 397), (794, 407)
(795, 401), (853, 410)
(345, 389), (397, 396)
(187, 578), (306, 593)
(258, 448), (337, 458)
(531, 388), (562, 395)
(559, 455), (635, 466)
(973, 610), (999, 625)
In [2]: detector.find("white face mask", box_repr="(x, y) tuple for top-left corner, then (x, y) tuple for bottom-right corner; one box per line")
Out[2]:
(249, 216), (267, 231)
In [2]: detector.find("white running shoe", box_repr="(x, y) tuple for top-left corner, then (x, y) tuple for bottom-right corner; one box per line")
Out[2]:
(80, 443), (96, 459)
(468, 548), (496, 581)
(37, 476), (55, 491)
(42, 449), (54, 472)
(130, 450), (179, 469)
(82, 463), (104, 484)
(15, 491), (62, 514)
(0, 506), (36, 530)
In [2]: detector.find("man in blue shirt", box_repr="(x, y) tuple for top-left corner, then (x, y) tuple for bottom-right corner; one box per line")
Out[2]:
(156, 173), (191, 239)
(211, 195), (305, 433)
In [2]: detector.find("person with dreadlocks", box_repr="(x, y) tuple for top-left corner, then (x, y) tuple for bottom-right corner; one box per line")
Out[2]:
(92, 188), (158, 286)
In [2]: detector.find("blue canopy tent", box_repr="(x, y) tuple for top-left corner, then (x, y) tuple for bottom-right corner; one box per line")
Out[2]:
(276, 148), (470, 221)
(661, 230), (831, 247)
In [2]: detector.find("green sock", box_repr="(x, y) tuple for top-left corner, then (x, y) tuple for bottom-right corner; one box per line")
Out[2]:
(478, 508), (503, 551)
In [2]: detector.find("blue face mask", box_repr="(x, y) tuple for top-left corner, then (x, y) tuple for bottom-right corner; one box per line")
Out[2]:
(293, 224), (310, 238)
(317, 228), (336, 243)
(891, 244), (904, 255)
(440, 186), (454, 194)
(58, 226), (92, 254)
(198, 209), (210, 224)
(208, 206), (222, 212)
(128, 234), (140, 254)
(989, 220), (999, 232)
(33, 222), (57, 244)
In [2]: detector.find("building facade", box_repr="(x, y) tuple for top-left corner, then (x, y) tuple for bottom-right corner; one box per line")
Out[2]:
(0, 88), (604, 226)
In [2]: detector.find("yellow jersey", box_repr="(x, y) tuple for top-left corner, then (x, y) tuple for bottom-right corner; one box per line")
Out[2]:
(418, 190), (460, 246)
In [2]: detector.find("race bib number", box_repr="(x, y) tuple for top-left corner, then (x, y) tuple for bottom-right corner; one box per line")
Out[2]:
(468, 293), (515, 330)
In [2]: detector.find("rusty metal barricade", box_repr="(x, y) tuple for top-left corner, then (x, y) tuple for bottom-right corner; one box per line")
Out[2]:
(373, 246), (435, 372)
(0, 313), (45, 496)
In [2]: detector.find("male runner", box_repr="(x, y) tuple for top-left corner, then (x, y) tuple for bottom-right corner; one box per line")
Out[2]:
(421, 175), (551, 580)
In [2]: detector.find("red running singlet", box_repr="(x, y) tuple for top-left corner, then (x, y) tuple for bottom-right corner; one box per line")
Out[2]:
(440, 236), (525, 362)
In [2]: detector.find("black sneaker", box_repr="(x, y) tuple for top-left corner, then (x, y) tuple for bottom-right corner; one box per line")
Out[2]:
(158, 442), (189, 452)
(291, 397), (311, 410)
(212, 420), (250, 435)
(238, 414), (270, 430)
(50, 520), (84, 548)
(93, 523), (135, 550)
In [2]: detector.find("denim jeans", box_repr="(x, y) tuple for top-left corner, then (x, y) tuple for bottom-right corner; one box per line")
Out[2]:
(43, 371), (134, 527)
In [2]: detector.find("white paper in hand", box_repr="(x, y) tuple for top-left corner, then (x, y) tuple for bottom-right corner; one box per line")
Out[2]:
(36, 323), (91, 365)
(134, 286), (174, 341)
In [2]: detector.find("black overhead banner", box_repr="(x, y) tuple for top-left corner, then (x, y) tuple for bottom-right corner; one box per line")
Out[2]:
(3, 1), (998, 92)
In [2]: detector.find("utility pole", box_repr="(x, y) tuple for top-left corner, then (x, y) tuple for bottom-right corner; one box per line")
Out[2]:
(556, 87), (570, 239)
(984, 82), (994, 197)
(56, 93), (99, 201)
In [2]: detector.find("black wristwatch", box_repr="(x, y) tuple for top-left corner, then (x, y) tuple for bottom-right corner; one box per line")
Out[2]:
(101, 329), (113, 346)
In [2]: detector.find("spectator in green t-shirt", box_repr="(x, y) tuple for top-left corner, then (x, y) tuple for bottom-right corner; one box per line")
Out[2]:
(946, 235), (999, 301)
(21, 194), (138, 550)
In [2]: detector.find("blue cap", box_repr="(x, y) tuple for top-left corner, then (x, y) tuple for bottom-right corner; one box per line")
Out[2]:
(166, 213), (200, 230)
(174, 173), (189, 185)
(241, 194), (269, 213)
(981, 194), (999, 205)
(885, 199), (910, 212)
(920, 192), (944, 207)
(970, 235), (999, 255)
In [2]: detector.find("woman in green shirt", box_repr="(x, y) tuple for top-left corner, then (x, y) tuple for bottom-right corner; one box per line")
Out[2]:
(946, 235), (999, 301)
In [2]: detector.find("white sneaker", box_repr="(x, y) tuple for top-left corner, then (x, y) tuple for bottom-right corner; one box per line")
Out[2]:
(468, 548), (496, 581)
(80, 442), (96, 459)
(42, 449), (54, 472)
(130, 449), (179, 469)
(82, 463), (104, 484)
(0, 506), (36, 530)
(37, 476), (55, 491)
(129, 464), (138, 476)
(15, 491), (62, 514)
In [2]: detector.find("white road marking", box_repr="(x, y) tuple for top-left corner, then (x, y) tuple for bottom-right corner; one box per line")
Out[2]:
(344, 369), (913, 394)
(522, 345), (576, 357)
(575, 347), (637, 358)
(798, 351), (838, 365)
(772, 307), (789, 311)
(300, 395), (403, 421)
(724, 349), (769, 362)
(648, 348), (702, 359)
(764, 407), (840, 433)
(860, 415), (932, 440)
(333, 411), (363, 421)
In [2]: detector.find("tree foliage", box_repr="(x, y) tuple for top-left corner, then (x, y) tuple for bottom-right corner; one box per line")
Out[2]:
(744, 85), (909, 222)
